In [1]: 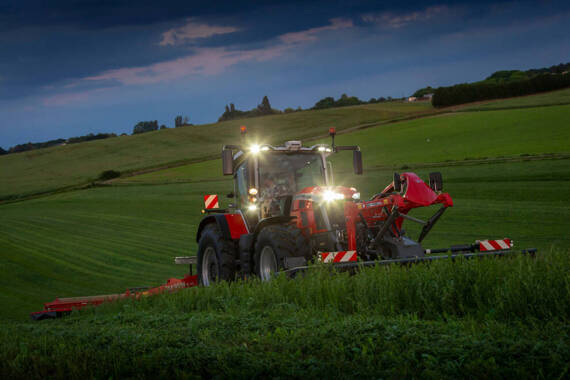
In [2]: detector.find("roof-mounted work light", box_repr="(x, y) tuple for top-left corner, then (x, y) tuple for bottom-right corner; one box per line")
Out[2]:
(329, 127), (336, 150)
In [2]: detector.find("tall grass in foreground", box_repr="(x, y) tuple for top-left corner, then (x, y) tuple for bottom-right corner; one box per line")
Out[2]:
(1, 250), (568, 378)
(105, 248), (569, 322)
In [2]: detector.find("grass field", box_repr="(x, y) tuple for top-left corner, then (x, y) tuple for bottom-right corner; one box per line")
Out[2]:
(0, 101), (432, 200)
(0, 91), (569, 377)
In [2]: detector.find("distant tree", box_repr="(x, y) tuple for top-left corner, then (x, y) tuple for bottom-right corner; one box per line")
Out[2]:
(0, 147), (6, 155)
(133, 120), (159, 134)
(313, 96), (335, 109)
(412, 86), (435, 97)
(230, 103), (235, 112)
(183, 116), (189, 125)
(175, 115), (183, 128)
(284, 107), (294, 113)
(257, 96), (272, 114)
(296, 106), (303, 111)
(160, 124), (168, 130)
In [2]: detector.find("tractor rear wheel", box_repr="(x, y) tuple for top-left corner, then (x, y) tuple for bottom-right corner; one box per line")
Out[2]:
(197, 223), (236, 286)
(254, 224), (308, 281)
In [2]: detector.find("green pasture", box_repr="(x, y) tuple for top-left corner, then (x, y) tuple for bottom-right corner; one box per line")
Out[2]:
(0, 101), (432, 200)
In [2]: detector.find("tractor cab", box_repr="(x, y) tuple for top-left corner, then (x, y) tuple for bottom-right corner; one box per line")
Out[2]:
(222, 135), (362, 229)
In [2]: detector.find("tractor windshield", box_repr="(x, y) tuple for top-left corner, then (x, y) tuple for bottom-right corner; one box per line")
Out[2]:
(257, 153), (325, 216)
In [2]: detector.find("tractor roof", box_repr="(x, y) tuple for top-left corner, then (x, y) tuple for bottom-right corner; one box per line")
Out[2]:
(226, 141), (333, 165)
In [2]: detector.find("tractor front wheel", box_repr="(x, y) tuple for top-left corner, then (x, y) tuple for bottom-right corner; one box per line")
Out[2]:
(254, 224), (308, 281)
(197, 223), (236, 286)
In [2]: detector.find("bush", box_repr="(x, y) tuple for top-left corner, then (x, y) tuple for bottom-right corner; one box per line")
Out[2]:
(98, 170), (121, 181)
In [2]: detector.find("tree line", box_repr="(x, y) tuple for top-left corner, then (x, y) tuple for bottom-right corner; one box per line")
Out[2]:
(218, 96), (280, 122)
(432, 72), (570, 108)
(3, 133), (118, 155)
(312, 93), (393, 110)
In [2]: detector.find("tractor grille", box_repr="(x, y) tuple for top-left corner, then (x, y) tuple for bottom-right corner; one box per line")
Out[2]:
(326, 201), (346, 229)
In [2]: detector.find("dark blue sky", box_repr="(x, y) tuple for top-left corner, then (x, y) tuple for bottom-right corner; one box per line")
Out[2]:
(1, 0), (568, 148)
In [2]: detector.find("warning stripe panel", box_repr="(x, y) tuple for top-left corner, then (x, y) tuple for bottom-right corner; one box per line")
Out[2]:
(319, 251), (357, 263)
(204, 194), (219, 209)
(479, 238), (511, 251)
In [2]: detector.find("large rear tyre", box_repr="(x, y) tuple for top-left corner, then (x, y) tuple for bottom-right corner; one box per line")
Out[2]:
(197, 223), (236, 286)
(254, 224), (309, 281)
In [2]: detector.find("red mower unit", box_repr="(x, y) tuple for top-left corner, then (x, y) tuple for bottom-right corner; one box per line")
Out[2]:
(31, 127), (536, 319)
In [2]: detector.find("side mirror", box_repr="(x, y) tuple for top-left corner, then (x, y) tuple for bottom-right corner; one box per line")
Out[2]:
(222, 149), (233, 175)
(429, 172), (443, 192)
(247, 158), (257, 190)
(353, 150), (363, 175)
(393, 172), (402, 192)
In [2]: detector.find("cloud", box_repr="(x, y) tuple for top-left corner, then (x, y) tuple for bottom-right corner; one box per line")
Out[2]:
(84, 18), (353, 86)
(362, 6), (448, 29)
(83, 46), (285, 86)
(42, 89), (100, 106)
(279, 18), (354, 44)
(42, 17), (355, 104)
(159, 19), (239, 46)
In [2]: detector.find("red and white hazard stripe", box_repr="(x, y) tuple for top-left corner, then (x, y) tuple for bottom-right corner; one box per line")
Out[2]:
(319, 250), (357, 263)
(204, 194), (219, 209)
(479, 238), (512, 251)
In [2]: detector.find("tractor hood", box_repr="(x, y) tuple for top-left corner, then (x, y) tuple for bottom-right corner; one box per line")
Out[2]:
(295, 185), (359, 201)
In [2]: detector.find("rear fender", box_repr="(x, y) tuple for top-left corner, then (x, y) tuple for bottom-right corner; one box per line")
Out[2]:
(196, 213), (249, 242)
(235, 216), (296, 252)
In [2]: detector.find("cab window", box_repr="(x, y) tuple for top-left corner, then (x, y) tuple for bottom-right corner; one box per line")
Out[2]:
(234, 163), (248, 208)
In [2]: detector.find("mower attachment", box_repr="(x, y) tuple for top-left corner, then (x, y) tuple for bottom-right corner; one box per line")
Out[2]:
(30, 274), (198, 321)
(281, 240), (537, 276)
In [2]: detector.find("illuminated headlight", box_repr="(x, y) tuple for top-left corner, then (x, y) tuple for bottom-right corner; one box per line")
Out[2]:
(261, 146), (270, 151)
(325, 148), (332, 152)
(323, 190), (345, 202)
(247, 204), (258, 211)
(352, 192), (360, 200)
(318, 146), (326, 152)
(248, 188), (258, 195)
(250, 144), (261, 154)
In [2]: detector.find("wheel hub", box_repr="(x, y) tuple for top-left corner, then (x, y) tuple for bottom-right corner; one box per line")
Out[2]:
(259, 246), (278, 281)
(201, 246), (218, 286)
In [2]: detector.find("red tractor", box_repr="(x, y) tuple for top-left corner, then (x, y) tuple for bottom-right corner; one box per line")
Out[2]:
(31, 127), (533, 319)
(195, 128), (493, 284)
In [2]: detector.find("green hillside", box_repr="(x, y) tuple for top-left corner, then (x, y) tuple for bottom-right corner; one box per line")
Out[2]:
(0, 101), (432, 200)
(119, 104), (570, 184)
